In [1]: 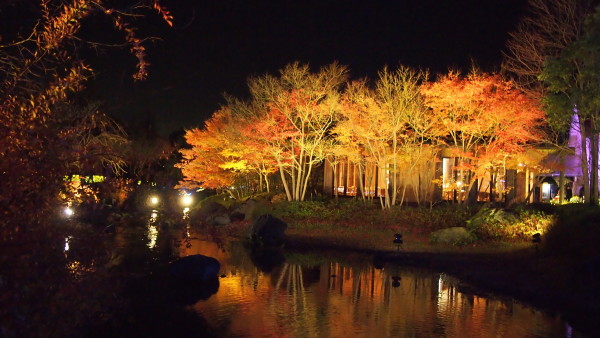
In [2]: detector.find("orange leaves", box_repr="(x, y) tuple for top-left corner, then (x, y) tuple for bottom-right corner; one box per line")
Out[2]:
(421, 71), (544, 152)
(153, 1), (174, 27)
(178, 107), (281, 191)
(39, 0), (90, 51)
(421, 71), (546, 191)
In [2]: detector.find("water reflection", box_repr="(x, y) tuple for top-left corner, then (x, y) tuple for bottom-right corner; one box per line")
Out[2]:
(147, 225), (158, 249)
(176, 234), (576, 338)
(64, 236), (72, 252)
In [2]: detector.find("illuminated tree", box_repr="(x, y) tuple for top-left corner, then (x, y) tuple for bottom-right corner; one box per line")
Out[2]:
(502, 0), (593, 97)
(421, 71), (545, 203)
(337, 66), (433, 208)
(245, 62), (348, 201)
(178, 105), (279, 197)
(541, 6), (600, 206)
(178, 109), (237, 191)
(335, 80), (382, 201)
(0, 0), (172, 241)
(503, 0), (598, 204)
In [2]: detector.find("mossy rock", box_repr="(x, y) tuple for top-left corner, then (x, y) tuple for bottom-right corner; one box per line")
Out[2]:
(430, 227), (477, 246)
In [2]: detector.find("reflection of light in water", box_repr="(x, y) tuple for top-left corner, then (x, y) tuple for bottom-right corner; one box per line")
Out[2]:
(147, 225), (158, 248)
(64, 236), (72, 252)
(437, 274), (450, 312)
(183, 207), (190, 219)
(184, 240), (576, 337)
(67, 260), (94, 278)
(150, 210), (158, 223)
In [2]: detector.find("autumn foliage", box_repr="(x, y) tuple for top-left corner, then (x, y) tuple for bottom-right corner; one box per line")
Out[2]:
(179, 65), (546, 205)
(421, 71), (545, 201)
(0, 1), (172, 241)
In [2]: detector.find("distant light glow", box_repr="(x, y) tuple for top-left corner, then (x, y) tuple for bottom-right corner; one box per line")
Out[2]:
(150, 196), (159, 206)
(181, 194), (193, 206)
(64, 206), (74, 217)
(183, 207), (190, 219)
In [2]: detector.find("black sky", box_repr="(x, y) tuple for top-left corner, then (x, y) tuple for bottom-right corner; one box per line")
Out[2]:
(82, 0), (528, 136)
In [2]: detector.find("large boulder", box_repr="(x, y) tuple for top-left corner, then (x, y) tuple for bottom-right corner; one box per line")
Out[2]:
(170, 254), (221, 281)
(246, 214), (287, 245)
(195, 201), (230, 225)
(430, 227), (476, 246)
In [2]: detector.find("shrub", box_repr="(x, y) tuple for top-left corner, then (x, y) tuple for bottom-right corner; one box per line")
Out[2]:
(273, 200), (343, 219)
(466, 205), (555, 241)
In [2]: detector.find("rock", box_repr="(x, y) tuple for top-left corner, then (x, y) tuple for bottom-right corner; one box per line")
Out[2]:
(195, 201), (229, 225)
(230, 199), (258, 221)
(170, 254), (221, 281)
(212, 214), (231, 225)
(430, 227), (476, 246)
(246, 214), (287, 245)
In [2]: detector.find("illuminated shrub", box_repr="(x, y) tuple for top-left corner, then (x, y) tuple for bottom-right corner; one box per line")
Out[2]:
(466, 205), (555, 241)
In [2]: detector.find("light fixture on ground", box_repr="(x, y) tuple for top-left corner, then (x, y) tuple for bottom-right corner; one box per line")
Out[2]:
(149, 195), (159, 206)
(180, 193), (193, 207)
(64, 206), (74, 217)
(393, 233), (403, 251)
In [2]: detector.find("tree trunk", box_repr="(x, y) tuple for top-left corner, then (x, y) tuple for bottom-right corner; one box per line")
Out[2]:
(278, 164), (292, 201)
(579, 118), (591, 204)
(559, 169), (565, 205)
(591, 131), (599, 206)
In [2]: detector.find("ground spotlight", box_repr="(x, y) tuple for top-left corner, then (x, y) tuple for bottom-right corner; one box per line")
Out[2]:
(149, 195), (160, 206)
(181, 193), (193, 207)
(64, 206), (74, 217)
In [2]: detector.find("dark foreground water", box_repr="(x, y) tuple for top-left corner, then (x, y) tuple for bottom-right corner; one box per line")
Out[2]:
(103, 219), (584, 338)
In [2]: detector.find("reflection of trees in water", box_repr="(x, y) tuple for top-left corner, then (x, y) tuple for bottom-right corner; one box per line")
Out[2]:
(271, 263), (316, 337)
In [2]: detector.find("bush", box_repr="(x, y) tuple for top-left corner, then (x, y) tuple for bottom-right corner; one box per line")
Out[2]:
(466, 205), (555, 241)
(273, 200), (338, 219)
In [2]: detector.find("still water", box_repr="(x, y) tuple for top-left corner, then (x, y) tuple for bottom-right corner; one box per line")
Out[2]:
(131, 223), (580, 338)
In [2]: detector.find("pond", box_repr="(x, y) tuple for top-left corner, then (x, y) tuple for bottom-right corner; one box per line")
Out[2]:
(88, 214), (587, 337)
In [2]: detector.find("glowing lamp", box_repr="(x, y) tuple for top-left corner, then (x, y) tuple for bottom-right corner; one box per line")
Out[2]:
(64, 206), (74, 217)
(149, 196), (159, 206)
(181, 194), (193, 207)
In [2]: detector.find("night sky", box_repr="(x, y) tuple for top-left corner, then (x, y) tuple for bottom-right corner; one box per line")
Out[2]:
(82, 0), (528, 136)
